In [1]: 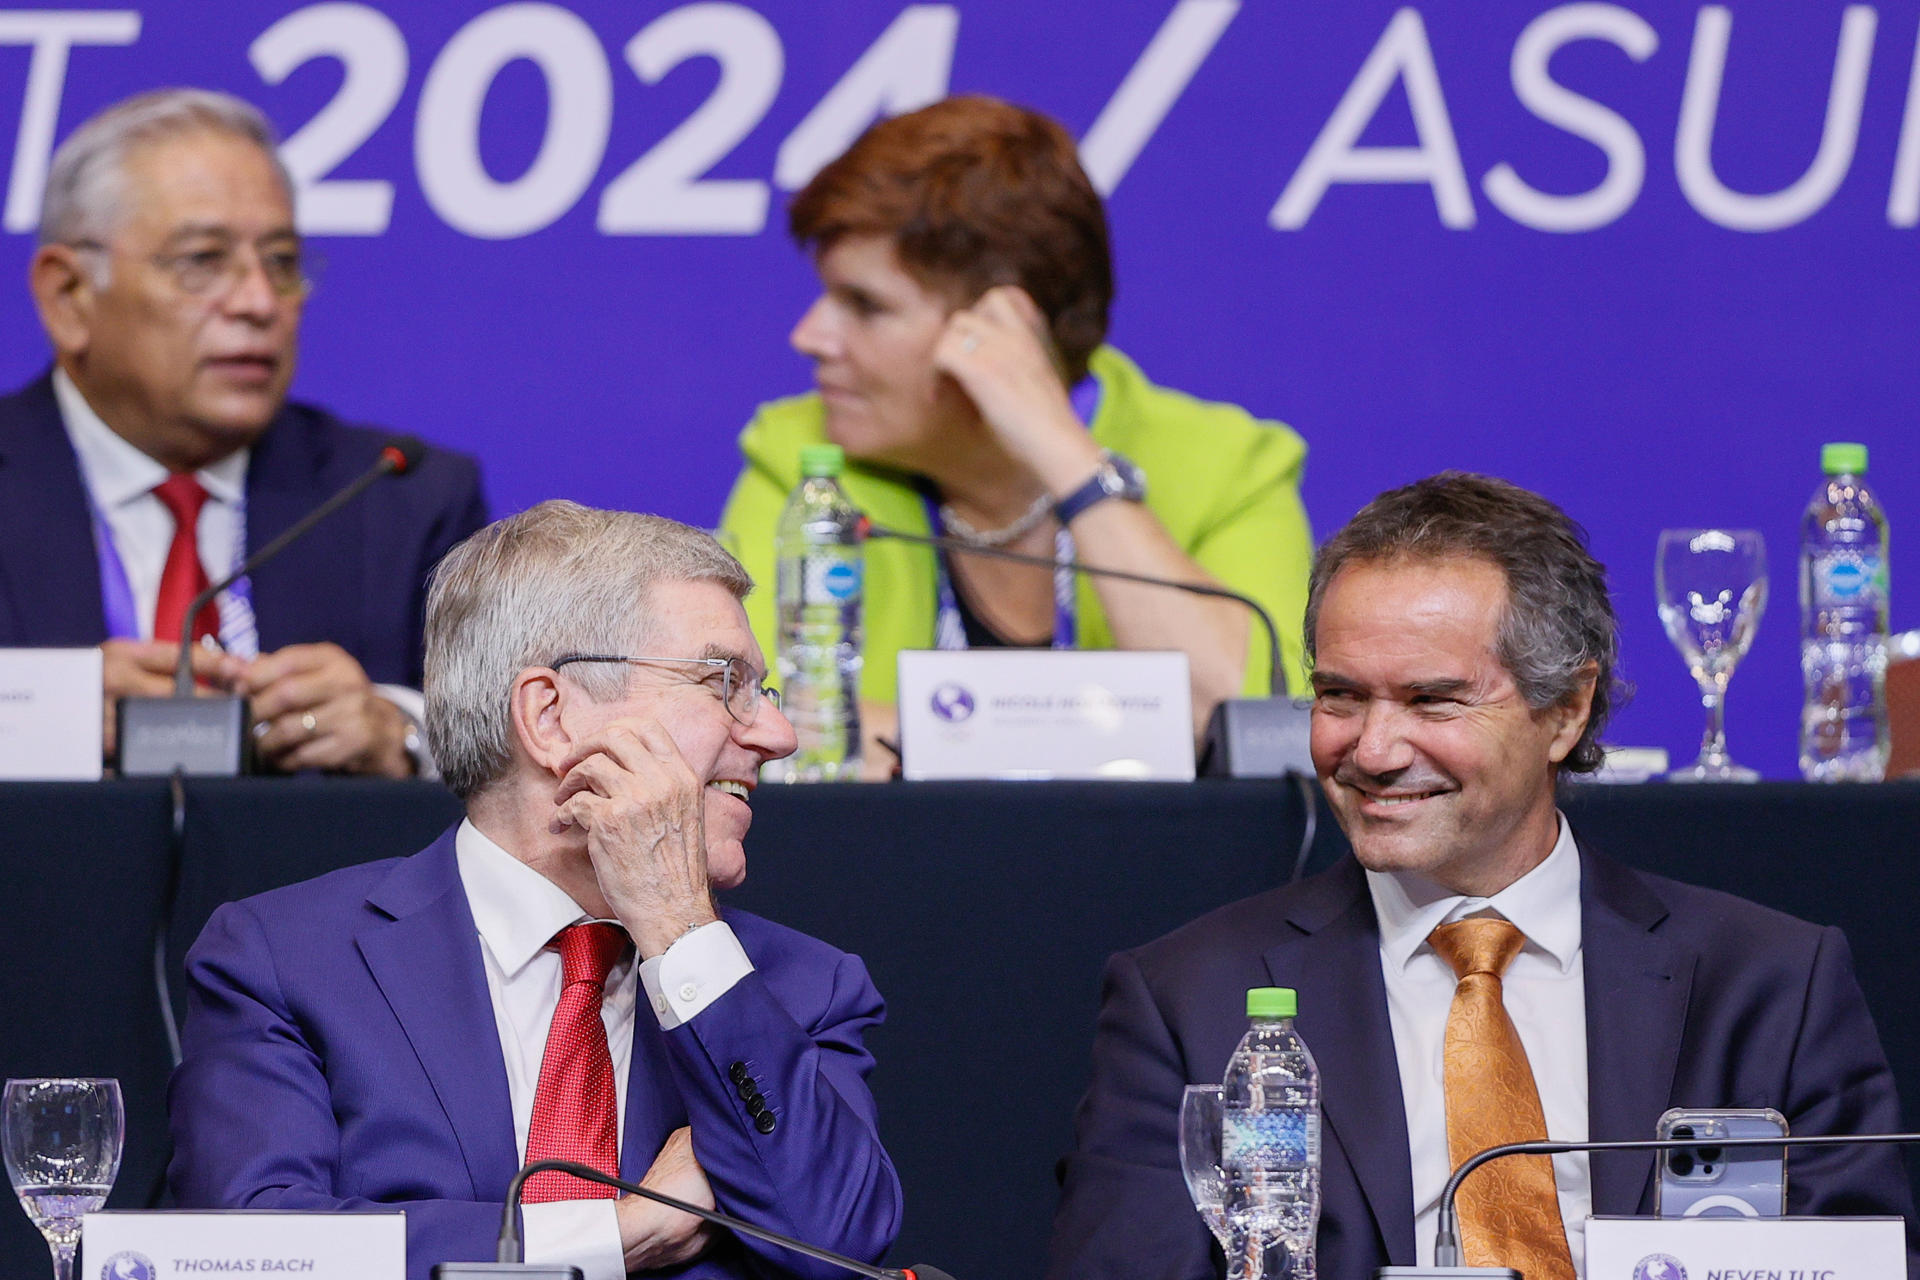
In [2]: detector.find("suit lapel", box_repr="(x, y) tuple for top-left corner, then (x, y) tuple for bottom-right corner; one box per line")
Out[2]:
(1265, 861), (1417, 1265)
(357, 830), (520, 1198)
(243, 407), (364, 655)
(1580, 846), (1695, 1216)
(0, 374), (108, 643)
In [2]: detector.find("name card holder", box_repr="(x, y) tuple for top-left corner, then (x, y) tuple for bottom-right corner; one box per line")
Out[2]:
(898, 649), (1195, 781)
(1586, 1214), (1905, 1280)
(0, 648), (102, 780)
(83, 1209), (406, 1279)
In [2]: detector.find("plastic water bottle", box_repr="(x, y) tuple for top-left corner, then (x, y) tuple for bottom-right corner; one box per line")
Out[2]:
(771, 443), (863, 782)
(1221, 987), (1321, 1280)
(1799, 442), (1890, 781)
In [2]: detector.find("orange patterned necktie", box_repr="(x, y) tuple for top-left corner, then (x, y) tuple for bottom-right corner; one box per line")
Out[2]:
(1427, 918), (1576, 1280)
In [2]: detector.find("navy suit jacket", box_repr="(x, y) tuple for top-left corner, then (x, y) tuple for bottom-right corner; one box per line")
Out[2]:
(167, 827), (903, 1280)
(1046, 843), (1917, 1280)
(0, 372), (488, 685)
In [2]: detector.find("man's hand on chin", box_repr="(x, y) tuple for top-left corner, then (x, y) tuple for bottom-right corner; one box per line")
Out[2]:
(239, 642), (415, 777)
(617, 1126), (717, 1271)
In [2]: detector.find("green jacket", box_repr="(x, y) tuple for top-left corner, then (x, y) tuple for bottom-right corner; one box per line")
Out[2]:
(718, 346), (1312, 705)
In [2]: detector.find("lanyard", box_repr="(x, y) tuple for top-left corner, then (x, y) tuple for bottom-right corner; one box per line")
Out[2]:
(925, 378), (1103, 651)
(88, 487), (258, 656)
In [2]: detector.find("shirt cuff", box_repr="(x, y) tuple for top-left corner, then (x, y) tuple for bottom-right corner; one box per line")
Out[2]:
(522, 1199), (625, 1280)
(638, 921), (753, 1029)
(372, 683), (436, 779)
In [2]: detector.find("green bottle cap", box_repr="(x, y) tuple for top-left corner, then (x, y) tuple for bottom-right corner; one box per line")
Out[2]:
(1247, 987), (1296, 1018)
(1822, 442), (1868, 476)
(799, 443), (846, 478)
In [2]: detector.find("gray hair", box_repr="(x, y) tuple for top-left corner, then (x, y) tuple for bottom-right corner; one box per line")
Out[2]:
(423, 501), (753, 800)
(1304, 471), (1626, 775)
(38, 88), (292, 252)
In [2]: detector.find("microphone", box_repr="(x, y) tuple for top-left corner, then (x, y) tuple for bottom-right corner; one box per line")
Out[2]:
(117, 436), (426, 776)
(1382, 1130), (1920, 1280)
(429, 1157), (953, 1280)
(861, 521), (1315, 784)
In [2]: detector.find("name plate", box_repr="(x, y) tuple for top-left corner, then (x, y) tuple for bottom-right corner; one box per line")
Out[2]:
(898, 649), (1194, 780)
(1587, 1215), (1905, 1280)
(0, 647), (102, 779)
(83, 1210), (406, 1278)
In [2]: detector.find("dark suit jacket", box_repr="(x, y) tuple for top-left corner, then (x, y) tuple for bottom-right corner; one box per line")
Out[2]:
(167, 827), (903, 1280)
(1046, 844), (1917, 1280)
(0, 372), (488, 685)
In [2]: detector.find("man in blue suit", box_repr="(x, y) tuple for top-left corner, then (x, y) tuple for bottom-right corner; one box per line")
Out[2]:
(1047, 473), (1916, 1280)
(2, 87), (485, 774)
(169, 500), (901, 1279)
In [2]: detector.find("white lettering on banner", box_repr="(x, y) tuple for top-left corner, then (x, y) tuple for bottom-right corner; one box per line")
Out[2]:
(1887, 16), (1920, 226)
(774, 4), (955, 191)
(1271, 8), (1476, 230)
(0, 9), (140, 233)
(1481, 3), (1657, 233)
(415, 2), (612, 238)
(1080, 0), (1239, 197)
(1675, 5), (1877, 232)
(598, 3), (782, 235)
(251, 3), (407, 235)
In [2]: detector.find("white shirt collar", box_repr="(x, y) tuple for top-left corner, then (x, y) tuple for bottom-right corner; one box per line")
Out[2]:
(1366, 812), (1582, 975)
(454, 818), (619, 979)
(54, 366), (249, 508)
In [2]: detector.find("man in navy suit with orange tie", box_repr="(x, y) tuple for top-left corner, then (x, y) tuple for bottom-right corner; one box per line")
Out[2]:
(0, 87), (485, 773)
(1047, 473), (1916, 1280)
(169, 501), (901, 1279)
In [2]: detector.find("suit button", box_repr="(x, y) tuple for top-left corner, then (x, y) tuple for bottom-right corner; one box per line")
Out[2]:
(737, 1079), (760, 1101)
(754, 1111), (777, 1134)
(745, 1095), (767, 1119)
(728, 1062), (749, 1084)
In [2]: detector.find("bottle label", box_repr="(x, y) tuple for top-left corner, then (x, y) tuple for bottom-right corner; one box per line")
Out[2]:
(1814, 551), (1885, 609)
(1222, 1108), (1310, 1167)
(822, 561), (861, 601)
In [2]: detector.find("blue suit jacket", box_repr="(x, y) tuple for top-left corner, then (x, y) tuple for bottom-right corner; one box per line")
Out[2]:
(167, 828), (903, 1280)
(1045, 844), (1918, 1280)
(0, 372), (488, 686)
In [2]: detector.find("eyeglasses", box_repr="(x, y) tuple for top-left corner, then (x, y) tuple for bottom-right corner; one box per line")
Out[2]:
(70, 236), (314, 299)
(551, 654), (781, 726)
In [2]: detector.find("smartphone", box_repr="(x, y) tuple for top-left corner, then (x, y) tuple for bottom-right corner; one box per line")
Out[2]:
(1655, 1107), (1788, 1218)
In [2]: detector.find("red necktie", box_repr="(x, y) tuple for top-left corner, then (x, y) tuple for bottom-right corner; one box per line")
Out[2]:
(151, 473), (219, 647)
(522, 922), (628, 1202)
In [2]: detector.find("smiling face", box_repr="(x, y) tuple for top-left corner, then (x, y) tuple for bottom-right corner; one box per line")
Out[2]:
(788, 233), (976, 470)
(1308, 555), (1591, 897)
(53, 129), (303, 470)
(563, 579), (796, 890)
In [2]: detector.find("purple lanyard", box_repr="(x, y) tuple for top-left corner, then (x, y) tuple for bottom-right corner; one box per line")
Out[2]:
(925, 378), (1102, 651)
(87, 489), (254, 644)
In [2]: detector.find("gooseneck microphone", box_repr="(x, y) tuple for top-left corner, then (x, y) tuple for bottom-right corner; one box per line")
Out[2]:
(860, 520), (1283, 685)
(428, 1157), (954, 1280)
(171, 436), (425, 695)
(117, 435), (426, 777)
(1413, 1131), (1920, 1275)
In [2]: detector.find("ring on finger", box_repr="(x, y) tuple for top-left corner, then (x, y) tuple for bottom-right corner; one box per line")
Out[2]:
(300, 711), (318, 735)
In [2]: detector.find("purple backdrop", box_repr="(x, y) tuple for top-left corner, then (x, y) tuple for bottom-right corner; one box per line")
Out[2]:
(2, 1), (1916, 778)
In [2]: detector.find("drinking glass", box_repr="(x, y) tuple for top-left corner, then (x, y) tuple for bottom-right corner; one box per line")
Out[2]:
(3, 1078), (124, 1280)
(1179, 1085), (1229, 1247)
(1655, 529), (1768, 782)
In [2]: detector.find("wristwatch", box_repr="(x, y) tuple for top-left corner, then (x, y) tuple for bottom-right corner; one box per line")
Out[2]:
(1053, 450), (1148, 526)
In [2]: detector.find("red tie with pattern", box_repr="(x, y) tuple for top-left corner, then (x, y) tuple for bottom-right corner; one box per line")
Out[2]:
(522, 922), (628, 1202)
(151, 473), (219, 647)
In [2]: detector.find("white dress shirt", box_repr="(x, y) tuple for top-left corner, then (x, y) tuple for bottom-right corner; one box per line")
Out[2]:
(55, 367), (250, 646)
(456, 819), (754, 1280)
(1365, 814), (1592, 1275)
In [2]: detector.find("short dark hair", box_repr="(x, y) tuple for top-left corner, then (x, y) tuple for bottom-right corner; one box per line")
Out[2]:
(1304, 472), (1624, 774)
(788, 95), (1113, 383)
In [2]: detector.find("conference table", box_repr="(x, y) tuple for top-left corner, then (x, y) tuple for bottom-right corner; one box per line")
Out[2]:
(4, 776), (1917, 1280)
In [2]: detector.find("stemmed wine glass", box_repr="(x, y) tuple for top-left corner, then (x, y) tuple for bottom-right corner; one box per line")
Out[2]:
(1180, 1085), (1229, 1248)
(1655, 529), (1768, 782)
(3, 1078), (124, 1280)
